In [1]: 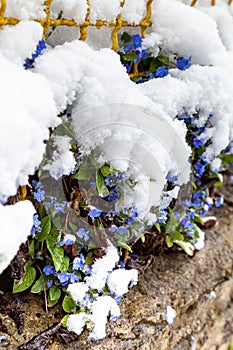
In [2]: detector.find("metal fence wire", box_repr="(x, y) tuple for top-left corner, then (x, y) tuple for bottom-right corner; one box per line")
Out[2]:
(0, 0), (232, 50)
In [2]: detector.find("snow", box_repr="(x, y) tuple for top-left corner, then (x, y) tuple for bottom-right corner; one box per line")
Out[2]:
(0, 51), (58, 201)
(0, 200), (35, 274)
(66, 313), (87, 335)
(50, 0), (88, 23)
(107, 268), (138, 296)
(89, 295), (120, 340)
(5, 0), (45, 20)
(85, 245), (119, 290)
(165, 305), (176, 325)
(43, 135), (76, 179)
(67, 282), (89, 304)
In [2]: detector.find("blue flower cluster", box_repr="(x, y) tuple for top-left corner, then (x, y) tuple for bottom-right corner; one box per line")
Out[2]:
(42, 252), (92, 288)
(30, 214), (42, 235)
(32, 180), (45, 202)
(124, 34), (148, 64)
(45, 196), (67, 214)
(24, 39), (46, 69)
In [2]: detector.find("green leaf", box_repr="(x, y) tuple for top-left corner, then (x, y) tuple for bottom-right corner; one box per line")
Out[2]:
(60, 255), (70, 272)
(31, 276), (44, 294)
(62, 295), (77, 313)
(173, 240), (194, 256)
(157, 55), (170, 66)
(118, 241), (133, 252)
(154, 223), (161, 232)
(29, 240), (35, 259)
(13, 264), (36, 293)
(69, 222), (77, 232)
(173, 231), (184, 241)
(193, 214), (204, 226)
(46, 234), (66, 272)
(36, 216), (51, 242)
(74, 166), (90, 181)
(49, 285), (61, 301)
(220, 153), (233, 165)
(96, 170), (109, 197)
(123, 52), (138, 61)
(121, 32), (131, 43)
(165, 209), (178, 234)
(166, 235), (173, 248)
(61, 314), (69, 327)
(140, 233), (145, 243)
(100, 165), (117, 177)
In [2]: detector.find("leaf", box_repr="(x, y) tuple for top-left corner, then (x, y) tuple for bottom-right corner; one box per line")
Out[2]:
(172, 231), (184, 241)
(31, 276), (44, 293)
(61, 315), (69, 327)
(13, 263), (36, 293)
(96, 170), (109, 197)
(48, 284), (62, 306)
(140, 233), (145, 243)
(165, 209), (178, 234)
(74, 166), (90, 181)
(149, 59), (160, 73)
(157, 55), (170, 66)
(29, 240), (35, 259)
(121, 32), (132, 43)
(62, 295), (77, 313)
(60, 255), (70, 272)
(123, 52), (138, 61)
(220, 153), (233, 165)
(36, 216), (51, 242)
(193, 214), (204, 226)
(154, 223), (161, 232)
(118, 241), (133, 252)
(173, 240), (194, 256)
(46, 234), (66, 272)
(69, 222), (77, 232)
(100, 165), (118, 177)
(166, 235), (173, 248)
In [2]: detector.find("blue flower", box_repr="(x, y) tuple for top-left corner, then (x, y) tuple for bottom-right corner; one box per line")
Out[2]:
(34, 188), (45, 202)
(177, 56), (191, 70)
(110, 315), (119, 322)
(193, 138), (205, 148)
(107, 187), (121, 202)
(46, 280), (53, 288)
(118, 261), (125, 269)
(155, 66), (169, 78)
(215, 195), (224, 207)
(181, 218), (193, 231)
(131, 34), (142, 48)
(124, 43), (134, 53)
(108, 225), (118, 233)
(118, 226), (127, 235)
(59, 238), (75, 246)
(195, 161), (206, 178)
(70, 272), (79, 283)
(83, 265), (92, 275)
(57, 272), (70, 286)
(76, 228), (89, 241)
(73, 254), (85, 270)
(43, 265), (56, 276)
(88, 208), (102, 218)
(114, 295), (122, 304)
(33, 214), (41, 228)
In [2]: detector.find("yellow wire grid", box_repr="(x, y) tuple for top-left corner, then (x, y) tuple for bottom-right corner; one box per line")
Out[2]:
(0, 0), (232, 51)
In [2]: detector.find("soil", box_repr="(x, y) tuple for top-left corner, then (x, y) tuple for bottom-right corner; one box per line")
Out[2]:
(0, 173), (233, 350)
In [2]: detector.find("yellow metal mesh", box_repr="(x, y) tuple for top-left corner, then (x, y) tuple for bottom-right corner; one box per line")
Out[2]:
(0, 0), (232, 50)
